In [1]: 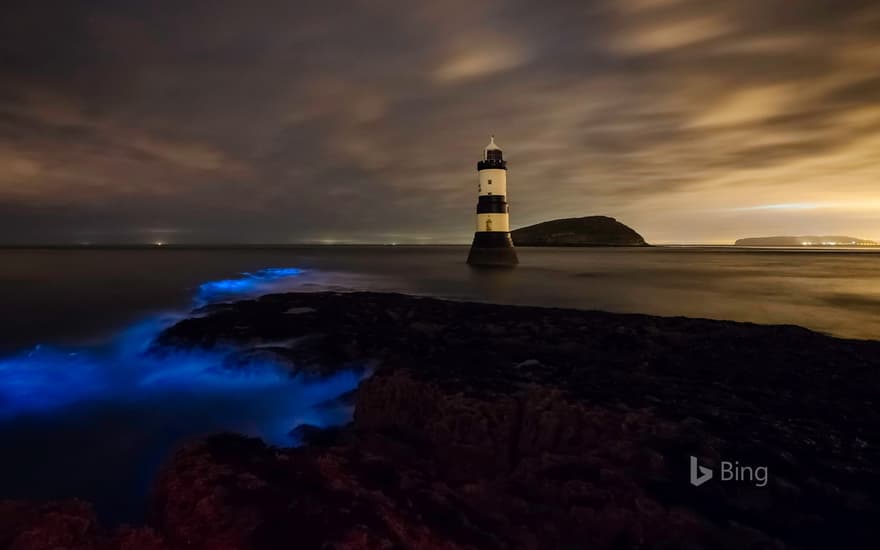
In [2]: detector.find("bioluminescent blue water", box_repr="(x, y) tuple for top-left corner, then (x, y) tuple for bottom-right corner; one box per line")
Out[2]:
(195, 267), (304, 305)
(0, 266), (366, 521)
(0, 332), (364, 440)
(0, 266), (363, 438)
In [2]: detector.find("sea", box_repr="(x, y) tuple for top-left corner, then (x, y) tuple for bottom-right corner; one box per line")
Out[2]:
(0, 245), (878, 522)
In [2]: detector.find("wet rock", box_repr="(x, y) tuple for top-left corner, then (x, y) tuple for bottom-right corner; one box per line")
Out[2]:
(8, 292), (880, 548)
(0, 500), (168, 550)
(0, 500), (98, 550)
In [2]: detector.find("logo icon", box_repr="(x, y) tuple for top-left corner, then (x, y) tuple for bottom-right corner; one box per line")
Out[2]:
(690, 456), (713, 487)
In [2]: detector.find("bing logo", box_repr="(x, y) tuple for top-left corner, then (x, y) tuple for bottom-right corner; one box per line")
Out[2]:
(689, 456), (769, 487)
(690, 456), (713, 486)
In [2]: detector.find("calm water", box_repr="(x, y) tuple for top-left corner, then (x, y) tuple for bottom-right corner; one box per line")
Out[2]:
(2, 245), (877, 349)
(0, 245), (878, 522)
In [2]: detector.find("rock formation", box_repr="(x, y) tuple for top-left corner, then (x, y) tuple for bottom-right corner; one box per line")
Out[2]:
(3, 292), (879, 549)
(511, 216), (647, 246)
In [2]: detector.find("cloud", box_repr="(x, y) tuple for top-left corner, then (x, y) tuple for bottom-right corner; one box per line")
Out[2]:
(610, 13), (734, 53)
(126, 136), (238, 173)
(0, 0), (879, 243)
(432, 41), (532, 83)
(688, 84), (798, 128)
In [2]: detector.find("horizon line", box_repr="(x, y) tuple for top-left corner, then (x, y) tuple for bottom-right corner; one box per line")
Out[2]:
(2, 242), (878, 249)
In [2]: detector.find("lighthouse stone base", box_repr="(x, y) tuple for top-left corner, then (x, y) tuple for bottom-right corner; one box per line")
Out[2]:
(467, 232), (518, 267)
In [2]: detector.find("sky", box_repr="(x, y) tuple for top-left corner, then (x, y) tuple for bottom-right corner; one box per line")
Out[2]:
(1, 0), (879, 244)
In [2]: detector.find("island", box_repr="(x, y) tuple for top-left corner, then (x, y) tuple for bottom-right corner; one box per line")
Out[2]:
(735, 235), (878, 247)
(511, 216), (647, 247)
(1, 291), (877, 549)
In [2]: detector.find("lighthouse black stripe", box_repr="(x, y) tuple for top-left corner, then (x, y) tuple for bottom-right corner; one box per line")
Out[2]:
(471, 232), (515, 248)
(476, 195), (509, 214)
(476, 202), (508, 214)
(478, 195), (507, 204)
(477, 159), (507, 171)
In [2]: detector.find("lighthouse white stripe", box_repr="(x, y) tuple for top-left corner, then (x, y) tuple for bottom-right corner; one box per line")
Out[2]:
(475, 213), (510, 232)
(478, 169), (507, 197)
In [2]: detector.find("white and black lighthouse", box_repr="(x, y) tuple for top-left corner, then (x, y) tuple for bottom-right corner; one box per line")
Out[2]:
(467, 136), (518, 266)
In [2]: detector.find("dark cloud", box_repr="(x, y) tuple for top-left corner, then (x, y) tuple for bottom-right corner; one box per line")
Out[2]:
(1, 0), (879, 244)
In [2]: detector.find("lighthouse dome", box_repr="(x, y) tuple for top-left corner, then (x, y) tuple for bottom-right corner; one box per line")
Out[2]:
(483, 135), (503, 161)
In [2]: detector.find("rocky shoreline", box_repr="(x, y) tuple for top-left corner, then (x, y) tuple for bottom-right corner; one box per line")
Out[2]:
(2, 291), (879, 549)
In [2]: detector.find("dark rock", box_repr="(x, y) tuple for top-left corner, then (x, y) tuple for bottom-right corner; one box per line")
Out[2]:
(314, 387), (359, 409)
(289, 423), (343, 447)
(0, 500), (168, 549)
(148, 293), (880, 547)
(0, 500), (99, 550)
(512, 216), (647, 246)
(8, 292), (880, 548)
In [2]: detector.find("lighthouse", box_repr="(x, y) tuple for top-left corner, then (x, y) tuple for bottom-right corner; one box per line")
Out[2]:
(467, 136), (518, 266)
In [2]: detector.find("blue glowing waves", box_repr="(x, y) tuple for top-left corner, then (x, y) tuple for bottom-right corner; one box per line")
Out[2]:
(0, 267), (364, 445)
(0, 345), (109, 414)
(195, 267), (304, 305)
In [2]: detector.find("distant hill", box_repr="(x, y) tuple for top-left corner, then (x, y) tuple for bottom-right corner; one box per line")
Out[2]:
(735, 236), (878, 247)
(512, 216), (647, 247)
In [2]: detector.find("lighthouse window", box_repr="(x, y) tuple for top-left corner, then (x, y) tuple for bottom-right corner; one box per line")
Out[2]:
(488, 179), (492, 185)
